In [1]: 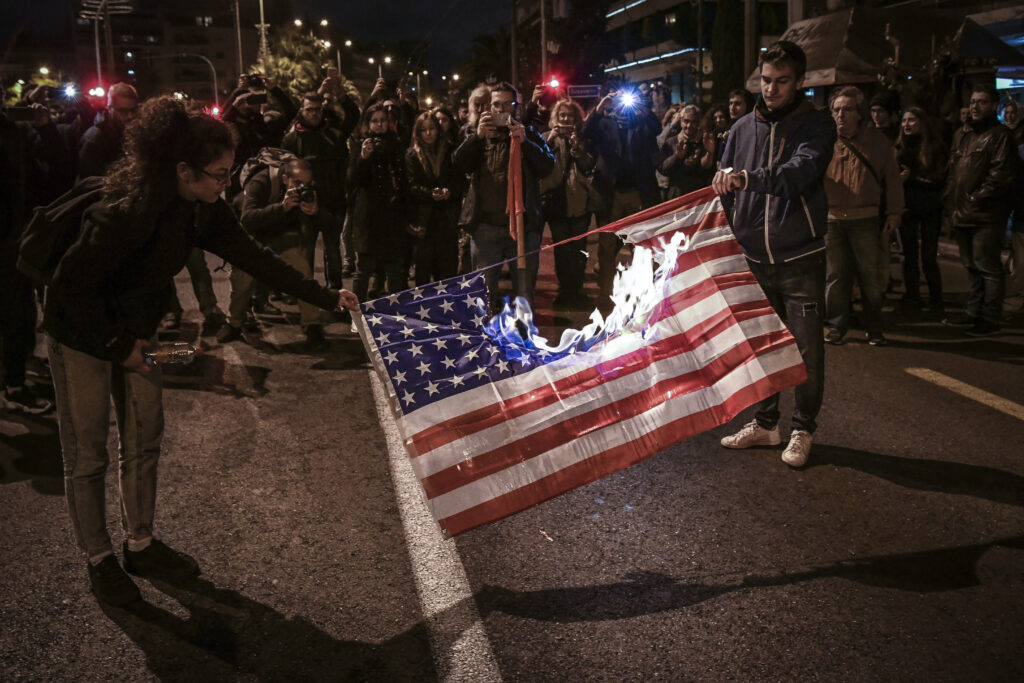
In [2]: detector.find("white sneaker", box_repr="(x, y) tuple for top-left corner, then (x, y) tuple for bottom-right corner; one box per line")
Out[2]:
(720, 420), (781, 449)
(781, 430), (813, 467)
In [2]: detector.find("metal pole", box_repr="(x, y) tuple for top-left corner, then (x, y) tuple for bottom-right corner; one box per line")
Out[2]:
(510, 0), (518, 86)
(337, 49), (342, 74)
(540, 0), (547, 78)
(233, 0), (243, 77)
(192, 53), (220, 108)
(257, 0), (269, 62)
(696, 0), (703, 104)
(93, 17), (102, 84)
(103, 0), (115, 83)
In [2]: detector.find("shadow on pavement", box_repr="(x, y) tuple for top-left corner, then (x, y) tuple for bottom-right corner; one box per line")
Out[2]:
(101, 576), (437, 682)
(160, 353), (272, 399)
(476, 534), (1024, 622)
(0, 411), (63, 495)
(809, 444), (1024, 508)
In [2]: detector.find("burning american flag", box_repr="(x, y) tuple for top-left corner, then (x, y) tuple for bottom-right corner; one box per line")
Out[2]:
(355, 187), (807, 536)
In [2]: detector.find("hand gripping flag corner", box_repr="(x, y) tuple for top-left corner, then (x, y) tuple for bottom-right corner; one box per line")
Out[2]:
(354, 187), (806, 536)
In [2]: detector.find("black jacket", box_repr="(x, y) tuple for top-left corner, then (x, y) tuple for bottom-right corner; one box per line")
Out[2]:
(281, 96), (360, 211)
(240, 167), (329, 250)
(347, 132), (409, 254)
(44, 195), (338, 362)
(452, 126), (555, 233)
(944, 116), (1018, 229)
(77, 116), (124, 179)
(581, 108), (662, 208)
(405, 147), (464, 232)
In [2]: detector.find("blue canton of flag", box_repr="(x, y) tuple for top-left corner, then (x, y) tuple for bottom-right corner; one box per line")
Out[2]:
(358, 273), (569, 413)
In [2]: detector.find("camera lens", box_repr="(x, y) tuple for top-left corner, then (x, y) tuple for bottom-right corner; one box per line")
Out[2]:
(298, 187), (317, 203)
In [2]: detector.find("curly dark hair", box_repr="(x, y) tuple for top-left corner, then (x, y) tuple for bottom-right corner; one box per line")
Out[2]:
(103, 96), (236, 214)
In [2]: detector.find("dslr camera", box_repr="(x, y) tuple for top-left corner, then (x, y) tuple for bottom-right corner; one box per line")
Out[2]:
(247, 73), (264, 88)
(295, 183), (317, 204)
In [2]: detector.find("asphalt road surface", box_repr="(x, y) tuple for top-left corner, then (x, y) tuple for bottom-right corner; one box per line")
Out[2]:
(2, 234), (1022, 682)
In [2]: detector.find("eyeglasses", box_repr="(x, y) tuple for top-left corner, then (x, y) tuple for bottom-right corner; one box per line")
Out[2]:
(200, 168), (230, 185)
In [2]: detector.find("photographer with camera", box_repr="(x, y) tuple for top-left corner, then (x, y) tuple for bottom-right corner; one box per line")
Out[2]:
(540, 98), (596, 309)
(219, 157), (333, 349)
(223, 73), (297, 197)
(582, 86), (662, 311)
(282, 84), (360, 291)
(453, 82), (555, 313)
(348, 103), (410, 302)
(659, 104), (714, 199)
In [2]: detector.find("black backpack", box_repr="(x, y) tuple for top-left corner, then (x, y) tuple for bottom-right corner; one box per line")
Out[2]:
(17, 176), (106, 287)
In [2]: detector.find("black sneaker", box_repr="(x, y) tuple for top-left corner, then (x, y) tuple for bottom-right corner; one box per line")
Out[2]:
(867, 334), (888, 347)
(159, 312), (181, 331)
(965, 319), (1001, 337)
(123, 539), (200, 583)
(942, 313), (977, 328)
(824, 328), (845, 345)
(304, 324), (329, 352)
(2, 385), (54, 414)
(202, 311), (227, 336)
(88, 556), (142, 606)
(215, 323), (242, 344)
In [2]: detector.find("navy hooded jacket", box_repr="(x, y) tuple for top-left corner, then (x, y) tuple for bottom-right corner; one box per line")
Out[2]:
(720, 97), (836, 264)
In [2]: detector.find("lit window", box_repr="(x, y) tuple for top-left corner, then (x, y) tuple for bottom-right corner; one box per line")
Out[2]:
(665, 13), (676, 25)
(195, 16), (213, 27)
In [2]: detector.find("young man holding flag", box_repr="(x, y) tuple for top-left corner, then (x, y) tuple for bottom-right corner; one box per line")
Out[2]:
(453, 83), (555, 313)
(713, 41), (837, 468)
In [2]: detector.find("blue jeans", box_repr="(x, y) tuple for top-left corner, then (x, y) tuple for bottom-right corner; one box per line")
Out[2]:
(955, 224), (1005, 323)
(47, 337), (163, 560)
(747, 253), (826, 434)
(825, 217), (885, 338)
(470, 223), (542, 313)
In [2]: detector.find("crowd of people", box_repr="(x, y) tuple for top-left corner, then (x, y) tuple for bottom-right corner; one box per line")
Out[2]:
(1, 37), (1022, 607)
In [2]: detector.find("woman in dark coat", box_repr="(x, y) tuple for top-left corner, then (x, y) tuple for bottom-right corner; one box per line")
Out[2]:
(405, 111), (464, 285)
(348, 102), (409, 301)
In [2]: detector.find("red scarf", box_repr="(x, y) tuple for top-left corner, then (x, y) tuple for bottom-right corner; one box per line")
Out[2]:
(505, 135), (524, 240)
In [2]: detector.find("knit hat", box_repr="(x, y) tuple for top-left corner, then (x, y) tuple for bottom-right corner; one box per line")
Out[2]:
(870, 91), (898, 113)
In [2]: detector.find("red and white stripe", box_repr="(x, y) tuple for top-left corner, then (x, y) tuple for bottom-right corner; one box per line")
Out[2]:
(391, 188), (806, 536)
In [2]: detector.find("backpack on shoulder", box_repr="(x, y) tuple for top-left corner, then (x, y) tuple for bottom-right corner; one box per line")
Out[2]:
(16, 176), (106, 287)
(236, 147), (299, 205)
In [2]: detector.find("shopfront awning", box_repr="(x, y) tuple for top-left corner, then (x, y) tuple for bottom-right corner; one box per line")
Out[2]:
(745, 6), (1024, 92)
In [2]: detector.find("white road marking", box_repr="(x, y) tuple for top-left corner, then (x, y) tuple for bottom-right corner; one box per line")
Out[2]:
(905, 367), (1024, 421)
(368, 369), (502, 682)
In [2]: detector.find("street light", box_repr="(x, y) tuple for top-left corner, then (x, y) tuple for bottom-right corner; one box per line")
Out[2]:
(345, 39), (352, 47)
(39, 67), (50, 75)
(452, 73), (460, 81)
(322, 40), (331, 49)
(422, 70), (428, 75)
(320, 18), (328, 27)
(384, 56), (392, 64)
(294, 18), (302, 27)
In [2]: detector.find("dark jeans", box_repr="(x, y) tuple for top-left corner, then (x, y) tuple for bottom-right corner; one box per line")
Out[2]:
(747, 253), (826, 434)
(168, 248), (223, 319)
(414, 220), (460, 286)
(354, 250), (407, 303)
(900, 188), (943, 304)
(825, 217), (885, 337)
(549, 213), (591, 297)
(954, 224), (1005, 323)
(0, 268), (36, 388)
(321, 208), (344, 289)
(471, 223), (542, 314)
